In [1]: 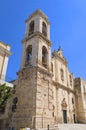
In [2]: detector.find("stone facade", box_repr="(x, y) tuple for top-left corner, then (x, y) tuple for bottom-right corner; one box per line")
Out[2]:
(0, 41), (13, 86)
(51, 49), (76, 124)
(12, 67), (54, 129)
(0, 41), (13, 87)
(75, 78), (86, 123)
(7, 10), (86, 130)
(0, 41), (11, 81)
(0, 41), (13, 130)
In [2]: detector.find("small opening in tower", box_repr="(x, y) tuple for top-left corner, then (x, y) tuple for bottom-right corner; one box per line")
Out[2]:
(72, 98), (74, 104)
(51, 62), (53, 72)
(29, 21), (34, 35)
(42, 22), (47, 37)
(42, 46), (48, 68)
(26, 45), (32, 66)
(69, 74), (72, 86)
(60, 68), (64, 81)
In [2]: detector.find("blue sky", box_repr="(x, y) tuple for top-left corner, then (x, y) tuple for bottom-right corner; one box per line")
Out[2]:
(0, 0), (86, 81)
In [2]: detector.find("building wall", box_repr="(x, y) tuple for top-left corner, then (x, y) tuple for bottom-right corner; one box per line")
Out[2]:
(12, 68), (37, 129)
(0, 41), (13, 130)
(52, 86), (76, 123)
(7, 10), (86, 130)
(12, 67), (54, 130)
(0, 41), (11, 81)
(51, 49), (76, 124)
(75, 78), (86, 123)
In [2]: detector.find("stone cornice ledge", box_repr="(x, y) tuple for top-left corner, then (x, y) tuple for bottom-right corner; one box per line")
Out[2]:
(22, 32), (52, 47)
(0, 46), (11, 56)
(52, 80), (75, 94)
(19, 66), (53, 78)
(37, 66), (53, 78)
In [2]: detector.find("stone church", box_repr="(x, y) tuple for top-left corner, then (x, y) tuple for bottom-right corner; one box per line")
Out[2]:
(4, 10), (86, 130)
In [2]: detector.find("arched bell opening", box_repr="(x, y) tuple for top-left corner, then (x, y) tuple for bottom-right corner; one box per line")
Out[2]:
(29, 21), (34, 35)
(42, 46), (48, 68)
(42, 22), (47, 37)
(25, 45), (32, 66)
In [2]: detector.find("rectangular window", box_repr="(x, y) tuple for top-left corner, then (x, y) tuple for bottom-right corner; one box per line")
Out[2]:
(83, 85), (86, 93)
(69, 75), (72, 86)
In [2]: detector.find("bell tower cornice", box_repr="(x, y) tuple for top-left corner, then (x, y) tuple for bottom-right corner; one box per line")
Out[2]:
(22, 31), (52, 47)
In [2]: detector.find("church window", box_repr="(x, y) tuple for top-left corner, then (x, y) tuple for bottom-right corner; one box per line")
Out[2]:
(52, 112), (54, 117)
(53, 105), (55, 110)
(60, 68), (64, 81)
(26, 45), (32, 66)
(51, 63), (53, 72)
(69, 75), (72, 86)
(83, 85), (86, 93)
(42, 22), (47, 37)
(42, 46), (48, 68)
(44, 94), (46, 96)
(72, 98), (74, 104)
(29, 21), (34, 35)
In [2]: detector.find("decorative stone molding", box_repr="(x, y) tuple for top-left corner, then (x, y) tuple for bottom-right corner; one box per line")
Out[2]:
(0, 45), (11, 57)
(52, 80), (75, 94)
(22, 32), (52, 47)
(52, 51), (67, 66)
(61, 98), (67, 109)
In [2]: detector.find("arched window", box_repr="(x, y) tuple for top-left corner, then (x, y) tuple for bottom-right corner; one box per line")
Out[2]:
(29, 21), (34, 35)
(83, 85), (86, 93)
(60, 68), (64, 81)
(72, 98), (74, 104)
(42, 22), (47, 37)
(26, 45), (32, 66)
(42, 46), (48, 68)
(51, 63), (53, 72)
(69, 75), (72, 86)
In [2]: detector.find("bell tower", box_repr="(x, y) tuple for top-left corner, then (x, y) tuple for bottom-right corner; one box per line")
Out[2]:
(14, 10), (55, 130)
(21, 10), (51, 71)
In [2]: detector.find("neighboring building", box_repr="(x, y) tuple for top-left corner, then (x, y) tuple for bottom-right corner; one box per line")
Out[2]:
(0, 41), (13, 129)
(3, 10), (85, 130)
(0, 41), (13, 87)
(0, 41), (11, 80)
(75, 78), (86, 123)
